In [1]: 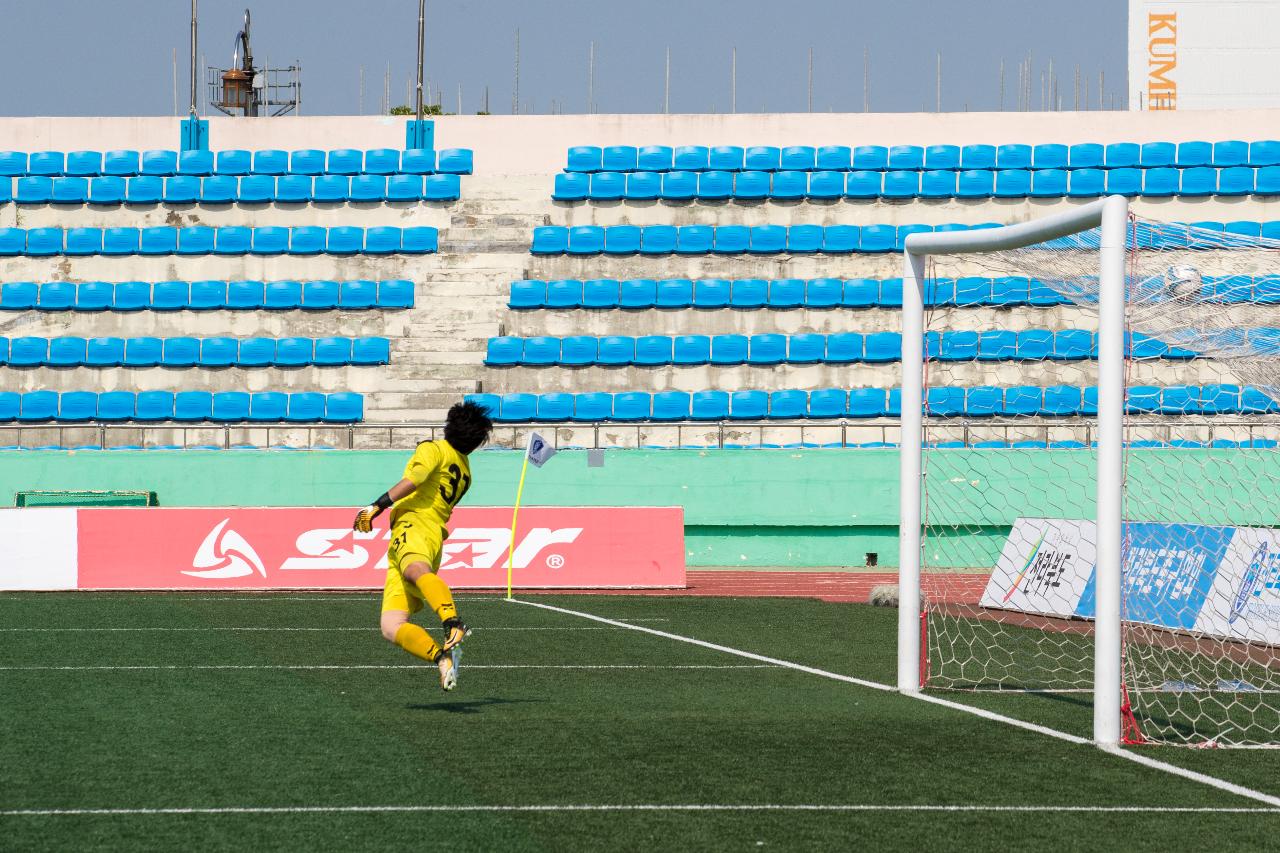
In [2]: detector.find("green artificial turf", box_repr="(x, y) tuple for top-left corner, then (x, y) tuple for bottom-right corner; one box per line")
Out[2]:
(1, 592), (1278, 852)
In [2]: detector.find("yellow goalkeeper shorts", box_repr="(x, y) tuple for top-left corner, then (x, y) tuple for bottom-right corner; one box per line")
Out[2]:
(380, 519), (446, 615)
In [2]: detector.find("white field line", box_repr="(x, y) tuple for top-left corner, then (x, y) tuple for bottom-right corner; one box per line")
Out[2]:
(159, 596), (517, 602)
(0, 664), (776, 672)
(4, 803), (1279, 818)
(511, 598), (1280, 810)
(0, 626), (662, 632)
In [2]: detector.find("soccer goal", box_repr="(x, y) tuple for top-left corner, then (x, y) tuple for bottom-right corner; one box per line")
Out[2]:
(898, 197), (1280, 748)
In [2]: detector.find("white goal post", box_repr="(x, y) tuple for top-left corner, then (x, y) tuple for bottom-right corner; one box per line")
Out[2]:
(896, 196), (1131, 745)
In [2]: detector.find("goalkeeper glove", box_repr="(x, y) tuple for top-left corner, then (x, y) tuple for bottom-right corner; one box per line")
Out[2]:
(353, 492), (394, 532)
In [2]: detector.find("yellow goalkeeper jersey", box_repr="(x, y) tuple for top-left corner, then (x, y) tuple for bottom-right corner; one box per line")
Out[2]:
(389, 439), (473, 529)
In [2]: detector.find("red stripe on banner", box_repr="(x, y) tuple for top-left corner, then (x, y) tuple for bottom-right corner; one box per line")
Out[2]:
(75, 506), (685, 591)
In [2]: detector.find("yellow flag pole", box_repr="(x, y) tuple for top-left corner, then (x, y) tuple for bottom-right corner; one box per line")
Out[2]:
(506, 452), (531, 600)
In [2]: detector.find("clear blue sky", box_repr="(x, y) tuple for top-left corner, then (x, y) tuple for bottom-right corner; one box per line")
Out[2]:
(1, 0), (1127, 116)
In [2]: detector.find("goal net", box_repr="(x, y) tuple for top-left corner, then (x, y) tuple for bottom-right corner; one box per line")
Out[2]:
(900, 202), (1280, 747)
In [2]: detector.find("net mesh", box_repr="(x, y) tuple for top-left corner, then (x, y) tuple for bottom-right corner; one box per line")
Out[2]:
(918, 216), (1280, 747)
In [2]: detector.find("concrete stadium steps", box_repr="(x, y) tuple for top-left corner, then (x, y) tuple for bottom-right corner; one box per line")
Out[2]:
(1, 424), (358, 450)
(0, 309), (412, 340)
(0, 202), (452, 231)
(6, 365), (391, 394)
(0, 254), (443, 285)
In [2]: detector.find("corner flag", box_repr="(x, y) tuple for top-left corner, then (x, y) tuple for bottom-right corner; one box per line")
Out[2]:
(507, 432), (558, 597)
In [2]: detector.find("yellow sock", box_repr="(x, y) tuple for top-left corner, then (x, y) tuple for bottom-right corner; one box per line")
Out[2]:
(394, 622), (442, 663)
(414, 572), (458, 623)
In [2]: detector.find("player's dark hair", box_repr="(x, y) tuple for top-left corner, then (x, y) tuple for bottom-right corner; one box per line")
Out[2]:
(443, 400), (494, 455)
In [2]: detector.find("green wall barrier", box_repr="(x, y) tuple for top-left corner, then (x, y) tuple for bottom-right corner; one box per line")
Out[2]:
(3, 448), (1277, 568)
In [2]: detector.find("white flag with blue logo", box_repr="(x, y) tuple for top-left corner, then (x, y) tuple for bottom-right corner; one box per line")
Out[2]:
(526, 432), (557, 468)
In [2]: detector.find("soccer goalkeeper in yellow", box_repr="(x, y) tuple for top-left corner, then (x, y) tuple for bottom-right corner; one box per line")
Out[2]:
(354, 401), (493, 691)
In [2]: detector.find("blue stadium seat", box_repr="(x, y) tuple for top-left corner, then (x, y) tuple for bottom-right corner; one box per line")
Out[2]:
(1176, 141), (1212, 168)
(125, 390), (172, 422)
(125, 175), (162, 203)
(957, 144), (995, 170)
(807, 170), (844, 199)
(771, 170), (807, 199)
(783, 333), (824, 364)
(88, 176), (125, 203)
(123, 336), (162, 366)
(177, 149), (213, 176)
(677, 224), (713, 254)
(28, 151), (65, 176)
(26, 227), (63, 256)
(1016, 329), (1053, 360)
(635, 335), (673, 365)
(558, 335), (596, 366)
(313, 337), (353, 366)
(494, 391), (535, 422)
(37, 281), (75, 309)
(521, 336), (560, 365)
(1105, 168), (1143, 196)
(806, 388), (848, 418)
(701, 169), (736, 199)
(921, 145), (958, 170)
(600, 146), (636, 172)
(189, 279), (227, 309)
(211, 391), (251, 421)
(201, 175), (237, 202)
(322, 391), (363, 422)
(885, 145), (921, 170)
(65, 150), (104, 177)
(710, 334), (748, 365)
(747, 225), (784, 253)
(825, 332), (864, 363)
(977, 330), (1017, 360)
(48, 336), (86, 366)
(858, 224), (895, 253)
(1068, 169), (1105, 197)
(589, 171), (626, 200)
(995, 144), (1031, 169)
(661, 170), (697, 199)
(730, 279), (768, 308)
(1242, 387), (1280, 413)
(625, 172), (661, 199)
(91, 391), (134, 421)
(1104, 142), (1140, 168)
(611, 392), (651, 422)
(397, 148), (434, 175)
(236, 338), (275, 367)
(1180, 167), (1217, 196)
(673, 335), (711, 365)
(325, 149), (363, 175)
(1030, 144), (1067, 169)
(637, 145), (674, 171)
(768, 278), (805, 308)
(848, 146), (886, 171)
(787, 224), (823, 253)
(956, 170), (993, 198)
(138, 149), (177, 176)
(1051, 330), (1094, 360)
(807, 145), (850, 171)
(582, 278), (619, 308)
(567, 146), (602, 172)
(1031, 169), (1068, 197)
(163, 175), (200, 202)
(748, 334), (786, 365)
(882, 170), (920, 198)
(8, 336), (46, 365)
(1068, 143), (1103, 168)
(712, 224), (748, 253)
(335, 279), (375, 309)
(1002, 386), (1042, 416)
(553, 172), (588, 200)
(536, 393), (575, 421)
(805, 278), (842, 308)
(302, 280), (340, 309)
(340, 174), (380, 202)
(97, 227), (138, 257)
(177, 225), (214, 255)
(269, 174), (310, 202)
(1218, 167), (1255, 196)
(693, 279), (731, 308)
(1139, 141), (1175, 167)
(691, 390), (730, 420)
(920, 169), (957, 198)
(565, 225), (602, 255)
(1225, 221), (1262, 239)
(651, 391), (691, 421)
(86, 336), (124, 366)
(287, 149), (324, 175)
(994, 170), (1031, 197)
(1248, 141), (1280, 167)
(390, 174), (429, 201)
(75, 281), (113, 312)
(822, 225), (859, 253)
(744, 146), (781, 171)
(641, 225), (677, 254)
(249, 392), (289, 422)
(775, 145), (814, 171)
(545, 279), (584, 308)
(964, 386), (1002, 416)
(324, 226), (362, 254)
(845, 170), (881, 198)
(841, 278), (877, 308)
(619, 278), (657, 308)
(570, 392), (611, 422)
(673, 146), (710, 171)
(728, 390), (768, 420)
(65, 227), (103, 256)
(245, 226), (286, 255)
(199, 337), (238, 367)
(597, 335), (636, 366)
(161, 337), (199, 366)
(214, 226), (251, 255)
(352, 337), (391, 365)
(655, 279), (693, 308)
(1040, 386), (1083, 416)
(733, 171), (770, 199)
(402, 226), (437, 254)
(863, 331), (900, 362)
(364, 226), (402, 255)
(603, 224), (640, 255)
(1142, 167), (1179, 197)
(0, 151), (25, 177)
(58, 391), (97, 422)
(709, 146), (744, 171)
(261, 280), (301, 309)
(239, 174), (276, 202)
(938, 331), (979, 361)
(215, 149), (252, 175)
(377, 279), (413, 308)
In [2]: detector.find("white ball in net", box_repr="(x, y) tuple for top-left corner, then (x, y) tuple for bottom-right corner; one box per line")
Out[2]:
(1164, 264), (1203, 300)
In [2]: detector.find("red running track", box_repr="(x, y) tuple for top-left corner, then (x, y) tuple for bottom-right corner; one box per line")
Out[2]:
(515, 571), (988, 605)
